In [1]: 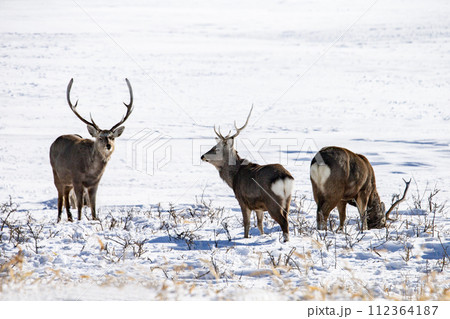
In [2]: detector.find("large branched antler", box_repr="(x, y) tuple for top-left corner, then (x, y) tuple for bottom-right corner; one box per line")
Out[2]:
(66, 78), (100, 131)
(213, 105), (253, 140)
(110, 78), (134, 131)
(385, 178), (411, 220)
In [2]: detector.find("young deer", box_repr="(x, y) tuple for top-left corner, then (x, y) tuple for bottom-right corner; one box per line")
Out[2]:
(310, 146), (410, 231)
(50, 78), (134, 222)
(201, 107), (294, 241)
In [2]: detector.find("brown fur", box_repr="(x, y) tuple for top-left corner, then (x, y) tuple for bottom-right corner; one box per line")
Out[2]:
(310, 146), (386, 231)
(202, 138), (294, 241)
(50, 133), (116, 222)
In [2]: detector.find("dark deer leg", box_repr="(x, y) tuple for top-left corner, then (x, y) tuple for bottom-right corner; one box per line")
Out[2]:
(283, 195), (292, 240)
(63, 186), (73, 222)
(311, 183), (335, 231)
(255, 210), (264, 235)
(336, 201), (347, 231)
(88, 185), (99, 220)
(73, 183), (84, 221)
(316, 199), (339, 231)
(57, 191), (63, 223)
(285, 195), (292, 218)
(266, 201), (289, 242)
(53, 170), (64, 223)
(239, 203), (251, 238)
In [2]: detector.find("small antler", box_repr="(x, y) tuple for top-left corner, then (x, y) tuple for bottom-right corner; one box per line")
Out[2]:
(213, 105), (253, 141)
(228, 105), (253, 139)
(67, 78), (100, 131)
(110, 78), (134, 131)
(385, 178), (411, 220)
(214, 125), (226, 140)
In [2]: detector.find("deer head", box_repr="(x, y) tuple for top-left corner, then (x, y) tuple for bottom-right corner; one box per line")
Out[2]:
(201, 106), (253, 169)
(66, 78), (134, 159)
(367, 178), (411, 229)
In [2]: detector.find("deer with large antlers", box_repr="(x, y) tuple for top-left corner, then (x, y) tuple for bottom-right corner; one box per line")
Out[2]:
(49, 78), (134, 222)
(201, 107), (294, 242)
(310, 146), (410, 231)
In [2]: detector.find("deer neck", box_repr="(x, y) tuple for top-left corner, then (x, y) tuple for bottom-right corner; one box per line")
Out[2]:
(218, 151), (243, 188)
(370, 190), (380, 203)
(90, 145), (111, 169)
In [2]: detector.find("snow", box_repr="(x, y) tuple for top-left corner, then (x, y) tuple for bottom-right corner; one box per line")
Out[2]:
(0, 0), (449, 301)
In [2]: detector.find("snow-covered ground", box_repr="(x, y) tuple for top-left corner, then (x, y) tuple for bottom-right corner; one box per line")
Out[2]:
(0, 0), (449, 300)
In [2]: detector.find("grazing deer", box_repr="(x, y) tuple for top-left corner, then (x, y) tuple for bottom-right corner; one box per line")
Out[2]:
(50, 78), (134, 222)
(310, 146), (410, 231)
(201, 107), (294, 241)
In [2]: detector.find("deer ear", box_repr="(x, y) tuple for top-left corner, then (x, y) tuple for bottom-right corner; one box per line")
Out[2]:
(112, 126), (125, 138)
(87, 124), (98, 137)
(215, 137), (220, 142)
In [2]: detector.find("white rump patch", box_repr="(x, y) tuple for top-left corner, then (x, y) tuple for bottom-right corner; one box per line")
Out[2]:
(271, 178), (294, 199)
(310, 162), (331, 193)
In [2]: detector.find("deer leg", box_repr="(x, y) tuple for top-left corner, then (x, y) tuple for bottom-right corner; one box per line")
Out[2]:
(52, 170), (64, 223)
(282, 195), (292, 240)
(255, 210), (264, 235)
(88, 185), (99, 220)
(336, 201), (347, 231)
(73, 183), (84, 221)
(316, 205), (326, 231)
(266, 201), (289, 242)
(57, 191), (63, 223)
(311, 182), (337, 231)
(63, 186), (73, 222)
(239, 204), (251, 238)
(285, 195), (292, 218)
(355, 195), (370, 231)
(316, 199), (338, 231)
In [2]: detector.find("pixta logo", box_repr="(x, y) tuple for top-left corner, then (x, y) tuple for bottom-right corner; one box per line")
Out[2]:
(126, 129), (172, 175)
